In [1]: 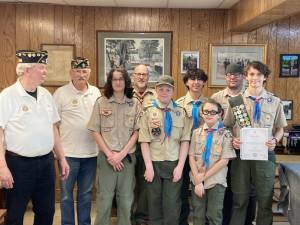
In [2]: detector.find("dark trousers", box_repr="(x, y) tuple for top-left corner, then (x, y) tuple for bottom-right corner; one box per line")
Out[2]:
(179, 159), (190, 225)
(222, 161), (256, 225)
(5, 152), (55, 225)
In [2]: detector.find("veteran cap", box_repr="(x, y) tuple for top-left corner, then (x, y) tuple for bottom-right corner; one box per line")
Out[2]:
(225, 63), (243, 75)
(16, 50), (48, 64)
(71, 57), (90, 69)
(156, 75), (174, 87)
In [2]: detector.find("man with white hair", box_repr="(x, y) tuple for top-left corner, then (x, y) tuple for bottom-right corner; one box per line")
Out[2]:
(0, 50), (69, 225)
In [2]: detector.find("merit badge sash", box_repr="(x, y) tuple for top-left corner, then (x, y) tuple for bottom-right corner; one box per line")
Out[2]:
(228, 94), (252, 128)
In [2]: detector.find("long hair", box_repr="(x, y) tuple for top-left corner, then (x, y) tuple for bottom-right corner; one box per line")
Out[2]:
(104, 67), (133, 98)
(244, 61), (271, 78)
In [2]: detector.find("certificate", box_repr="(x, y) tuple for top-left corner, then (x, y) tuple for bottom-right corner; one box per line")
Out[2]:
(240, 128), (269, 160)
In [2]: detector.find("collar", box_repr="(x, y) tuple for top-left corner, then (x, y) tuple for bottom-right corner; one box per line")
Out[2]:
(133, 87), (154, 98)
(223, 87), (243, 98)
(107, 95), (133, 104)
(68, 81), (92, 95)
(203, 122), (219, 131)
(185, 91), (205, 104)
(244, 88), (268, 99)
(155, 99), (177, 110)
(16, 79), (44, 98)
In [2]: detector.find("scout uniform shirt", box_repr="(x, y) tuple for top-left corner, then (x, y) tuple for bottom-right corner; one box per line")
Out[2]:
(223, 89), (287, 138)
(189, 123), (236, 189)
(138, 100), (191, 161)
(0, 79), (60, 157)
(53, 82), (101, 158)
(87, 95), (140, 153)
(133, 88), (156, 108)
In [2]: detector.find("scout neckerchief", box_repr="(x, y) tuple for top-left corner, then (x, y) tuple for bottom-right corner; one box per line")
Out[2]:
(152, 100), (177, 138)
(248, 96), (262, 123)
(191, 100), (202, 130)
(202, 127), (216, 168)
(228, 94), (252, 128)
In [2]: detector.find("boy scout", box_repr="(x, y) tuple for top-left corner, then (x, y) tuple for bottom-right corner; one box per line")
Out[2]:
(132, 64), (156, 225)
(139, 75), (191, 225)
(211, 63), (256, 225)
(87, 68), (140, 225)
(223, 61), (287, 225)
(176, 68), (208, 225)
(189, 99), (236, 225)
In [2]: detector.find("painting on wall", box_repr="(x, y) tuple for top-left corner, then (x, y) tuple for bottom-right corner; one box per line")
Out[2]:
(279, 54), (300, 78)
(180, 51), (200, 74)
(97, 31), (172, 87)
(282, 100), (293, 120)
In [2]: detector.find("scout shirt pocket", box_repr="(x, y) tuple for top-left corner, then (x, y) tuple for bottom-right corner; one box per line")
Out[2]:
(172, 117), (184, 140)
(125, 112), (136, 133)
(100, 108), (114, 132)
(261, 108), (275, 128)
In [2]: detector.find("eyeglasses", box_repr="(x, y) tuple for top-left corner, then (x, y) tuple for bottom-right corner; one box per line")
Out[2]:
(202, 110), (219, 116)
(134, 73), (148, 77)
(112, 78), (125, 82)
(225, 73), (242, 78)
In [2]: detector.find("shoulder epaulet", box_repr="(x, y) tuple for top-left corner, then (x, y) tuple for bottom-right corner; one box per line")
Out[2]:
(176, 96), (186, 104)
(266, 91), (275, 96)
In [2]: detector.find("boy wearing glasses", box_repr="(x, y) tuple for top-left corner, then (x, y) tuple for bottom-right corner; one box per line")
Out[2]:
(189, 99), (236, 225)
(176, 68), (208, 225)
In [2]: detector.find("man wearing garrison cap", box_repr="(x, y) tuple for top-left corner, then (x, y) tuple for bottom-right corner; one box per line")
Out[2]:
(0, 50), (70, 225)
(53, 57), (101, 225)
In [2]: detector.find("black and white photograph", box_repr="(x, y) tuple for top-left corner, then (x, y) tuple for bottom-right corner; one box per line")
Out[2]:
(209, 44), (267, 87)
(280, 54), (300, 77)
(181, 51), (200, 73)
(282, 100), (293, 120)
(97, 31), (172, 87)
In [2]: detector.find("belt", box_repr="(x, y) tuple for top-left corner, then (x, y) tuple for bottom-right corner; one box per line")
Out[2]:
(6, 150), (52, 159)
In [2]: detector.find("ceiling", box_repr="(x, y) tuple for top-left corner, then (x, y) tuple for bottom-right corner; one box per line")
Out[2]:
(0, 0), (240, 8)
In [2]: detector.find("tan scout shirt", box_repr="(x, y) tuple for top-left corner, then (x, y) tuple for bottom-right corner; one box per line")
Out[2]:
(138, 100), (191, 161)
(176, 92), (207, 130)
(211, 88), (243, 114)
(223, 89), (287, 138)
(189, 123), (236, 189)
(133, 88), (156, 108)
(87, 96), (141, 153)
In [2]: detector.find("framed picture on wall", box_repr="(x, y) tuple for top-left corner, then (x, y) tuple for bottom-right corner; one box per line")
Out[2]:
(282, 100), (293, 120)
(180, 51), (200, 74)
(97, 31), (172, 87)
(40, 44), (75, 86)
(208, 44), (267, 87)
(279, 54), (300, 77)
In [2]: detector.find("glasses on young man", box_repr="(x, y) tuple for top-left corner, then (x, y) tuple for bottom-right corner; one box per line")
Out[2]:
(202, 110), (219, 116)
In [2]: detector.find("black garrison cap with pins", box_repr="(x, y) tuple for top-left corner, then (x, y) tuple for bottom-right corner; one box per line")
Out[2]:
(71, 57), (90, 69)
(16, 50), (48, 64)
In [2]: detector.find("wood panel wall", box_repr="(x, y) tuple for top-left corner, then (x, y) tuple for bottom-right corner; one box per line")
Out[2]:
(0, 3), (299, 125)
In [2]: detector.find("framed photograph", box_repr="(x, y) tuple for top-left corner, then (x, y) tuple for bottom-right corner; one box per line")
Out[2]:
(279, 54), (300, 77)
(97, 31), (172, 87)
(282, 100), (293, 120)
(209, 44), (267, 87)
(181, 51), (200, 74)
(41, 44), (75, 86)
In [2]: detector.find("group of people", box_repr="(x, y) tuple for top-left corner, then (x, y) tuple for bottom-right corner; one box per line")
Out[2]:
(0, 49), (287, 225)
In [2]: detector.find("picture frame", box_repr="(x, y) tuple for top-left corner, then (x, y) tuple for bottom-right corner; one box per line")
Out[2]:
(97, 31), (172, 87)
(282, 100), (293, 120)
(41, 44), (75, 86)
(209, 44), (267, 87)
(180, 51), (200, 74)
(279, 54), (300, 78)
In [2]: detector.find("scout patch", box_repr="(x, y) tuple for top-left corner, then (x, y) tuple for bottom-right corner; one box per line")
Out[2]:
(267, 97), (273, 103)
(229, 95), (252, 128)
(72, 99), (79, 107)
(127, 101), (134, 107)
(176, 111), (181, 117)
(22, 105), (29, 112)
(100, 109), (112, 116)
(150, 118), (161, 128)
(151, 127), (161, 136)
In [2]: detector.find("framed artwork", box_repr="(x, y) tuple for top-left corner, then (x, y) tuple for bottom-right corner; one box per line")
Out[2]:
(180, 51), (200, 74)
(279, 54), (300, 77)
(282, 100), (293, 120)
(97, 31), (172, 87)
(209, 44), (267, 87)
(40, 44), (75, 86)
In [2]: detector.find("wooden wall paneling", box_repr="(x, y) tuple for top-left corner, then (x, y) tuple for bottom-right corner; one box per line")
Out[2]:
(231, 32), (248, 44)
(158, 9), (172, 31)
(274, 18), (290, 99)
(170, 9), (180, 98)
(82, 7), (96, 84)
(150, 8), (159, 31)
(54, 6), (63, 44)
(287, 14), (300, 123)
(62, 6), (75, 44)
(191, 10), (210, 96)
(0, 4), (16, 91)
(223, 11), (232, 44)
(112, 8), (131, 30)
(74, 6), (83, 57)
(16, 4), (30, 50)
(247, 30), (257, 44)
(95, 7), (113, 31)
(208, 10), (225, 97)
(127, 8), (136, 31)
(134, 8), (151, 31)
(266, 23), (277, 93)
(177, 9), (192, 98)
(29, 4), (43, 50)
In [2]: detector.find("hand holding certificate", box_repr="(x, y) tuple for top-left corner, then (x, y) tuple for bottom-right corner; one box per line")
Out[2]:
(240, 128), (269, 160)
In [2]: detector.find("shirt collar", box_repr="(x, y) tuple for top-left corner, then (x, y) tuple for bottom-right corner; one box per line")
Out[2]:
(244, 88), (268, 99)
(68, 81), (92, 95)
(16, 79), (44, 98)
(133, 87), (154, 98)
(185, 91), (205, 104)
(107, 95), (133, 104)
(155, 99), (176, 110)
(203, 122), (219, 131)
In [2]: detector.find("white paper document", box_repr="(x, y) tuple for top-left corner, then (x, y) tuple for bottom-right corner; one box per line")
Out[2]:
(240, 128), (269, 161)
